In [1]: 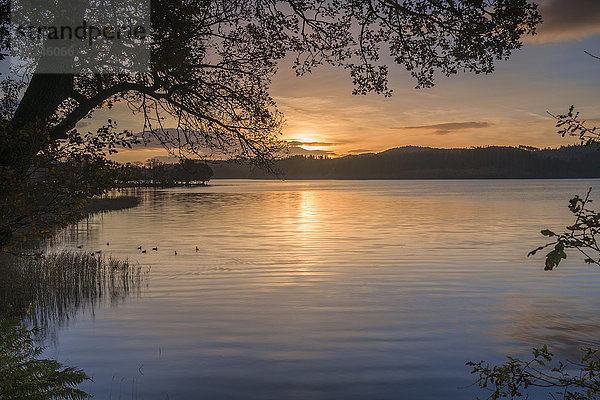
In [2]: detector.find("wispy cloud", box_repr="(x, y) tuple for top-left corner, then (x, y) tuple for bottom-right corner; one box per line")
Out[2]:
(531, 0), (600, 43)
(392, 121), (492, 135)
(347, 149), (374, 154)
(286, 140), (340, 147)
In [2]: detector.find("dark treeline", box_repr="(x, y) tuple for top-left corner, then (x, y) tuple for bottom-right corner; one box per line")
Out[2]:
(210, 145), (600, 179)
(123, 158), (214, 186)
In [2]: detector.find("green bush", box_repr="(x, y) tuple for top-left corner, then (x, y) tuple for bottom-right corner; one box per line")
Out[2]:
(0, 318), (91, 400)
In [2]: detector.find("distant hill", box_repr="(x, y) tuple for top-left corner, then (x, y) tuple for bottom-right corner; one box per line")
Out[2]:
(209, 145), (600, 179)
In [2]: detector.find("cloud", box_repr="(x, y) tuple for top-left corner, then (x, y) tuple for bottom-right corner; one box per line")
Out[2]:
(532, 0), (600, 43)
(347, 149), (374, 154)
(392, 121), (492, 135)
(286, 140), (339, 147)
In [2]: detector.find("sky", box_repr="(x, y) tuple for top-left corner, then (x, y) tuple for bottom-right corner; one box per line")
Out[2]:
(83, 0), (600, 162)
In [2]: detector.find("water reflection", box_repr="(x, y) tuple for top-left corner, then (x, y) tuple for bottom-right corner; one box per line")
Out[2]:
(0, 251), (147, 334)
(34, 180), (600, 399)
(490, 278), (600, 358)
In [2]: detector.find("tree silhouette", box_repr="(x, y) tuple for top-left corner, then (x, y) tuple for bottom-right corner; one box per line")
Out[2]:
(124, 158), (214, 186)
(4, 0), (541, 165)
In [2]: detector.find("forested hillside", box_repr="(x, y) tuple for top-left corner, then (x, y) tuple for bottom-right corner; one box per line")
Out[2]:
(210, 145), (600, 179)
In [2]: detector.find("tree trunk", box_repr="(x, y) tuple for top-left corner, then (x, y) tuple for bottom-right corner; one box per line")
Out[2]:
(3, 66), (74, 170)
(11, 70), (74, 139)
(11, 0), (88, 139)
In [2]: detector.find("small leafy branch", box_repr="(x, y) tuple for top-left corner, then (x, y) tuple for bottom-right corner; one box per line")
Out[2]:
(551, 106), (599, 148)
(467, 345), (600, 400)
(530, 104), (600, 270)
(529, 188), (600, 270)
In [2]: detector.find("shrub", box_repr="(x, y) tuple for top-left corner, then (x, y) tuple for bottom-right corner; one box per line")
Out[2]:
(0, 318), (91, 400)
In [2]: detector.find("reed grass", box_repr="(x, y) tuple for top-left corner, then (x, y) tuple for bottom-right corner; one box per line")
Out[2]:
(0, 251), (146, 330)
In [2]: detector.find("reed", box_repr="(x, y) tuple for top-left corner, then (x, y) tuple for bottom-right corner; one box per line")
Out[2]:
(0, 251), (146, 330)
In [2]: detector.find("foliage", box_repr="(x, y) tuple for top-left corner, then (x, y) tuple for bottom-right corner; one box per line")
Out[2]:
(0, 9), (138, 252)
(0, 318), (91, 400)
(0, 75), (138, 251)
(554, 106), (600, 149)
(3, 0), (541, 165)
(123, 158), (214, 186)
(529, 107), (600, 270)
(529, 188), (600, 270)
(0, 121), (135, 251)
(467, 345), (600, 399)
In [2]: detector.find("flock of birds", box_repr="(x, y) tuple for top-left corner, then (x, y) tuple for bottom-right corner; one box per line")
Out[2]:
(76, 242), (200, 256)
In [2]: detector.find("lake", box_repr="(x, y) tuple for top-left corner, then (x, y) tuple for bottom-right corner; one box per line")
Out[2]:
(42, 179), (600, 399)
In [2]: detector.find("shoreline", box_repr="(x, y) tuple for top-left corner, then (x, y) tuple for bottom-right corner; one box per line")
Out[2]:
(84, 196), (141, 216)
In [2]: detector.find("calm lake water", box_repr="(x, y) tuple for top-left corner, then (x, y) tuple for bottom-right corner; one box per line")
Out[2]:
(43, 179), (600, 399)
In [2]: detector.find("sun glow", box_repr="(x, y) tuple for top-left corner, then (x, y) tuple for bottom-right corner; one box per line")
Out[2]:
(286, 132), (331, 152)
(300, 145), (325, 151)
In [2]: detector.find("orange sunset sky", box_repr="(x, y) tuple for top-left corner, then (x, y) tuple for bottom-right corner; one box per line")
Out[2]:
(81, 0), (600, 163)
